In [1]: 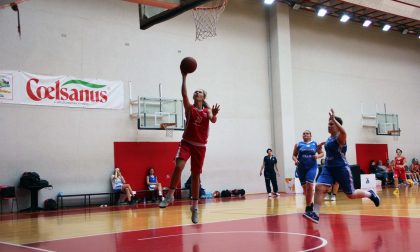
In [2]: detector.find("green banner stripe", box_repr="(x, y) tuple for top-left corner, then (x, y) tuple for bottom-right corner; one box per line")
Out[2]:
(62, 80), (106, 89)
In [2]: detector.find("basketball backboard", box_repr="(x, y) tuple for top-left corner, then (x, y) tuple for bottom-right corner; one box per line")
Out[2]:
(376, 113), (400, 136)
(123, 0), (212, 29)
(137, 97), (185, 131)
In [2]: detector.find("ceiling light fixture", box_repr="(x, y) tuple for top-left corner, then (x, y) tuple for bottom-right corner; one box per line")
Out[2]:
(292, 3), (301, 10)
(382, 24), (391, 32)
(317, 7), (327, 17)
(362, 19), (372, 27)
(340, 14), (350, 23)
(264, 0), (275, 5)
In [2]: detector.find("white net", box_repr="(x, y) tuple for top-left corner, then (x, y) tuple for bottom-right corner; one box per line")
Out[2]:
(160, 123), (176, 138)
(165, 127), (174, 138)
(192, 0), (227, 41)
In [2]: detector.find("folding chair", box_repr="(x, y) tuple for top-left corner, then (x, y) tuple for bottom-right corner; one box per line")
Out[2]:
(0, 186), (18, 213)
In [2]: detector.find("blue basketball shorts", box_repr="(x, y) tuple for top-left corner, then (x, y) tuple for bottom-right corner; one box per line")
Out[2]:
(317, 165), (355, 194)
(296, 164), (318, 185)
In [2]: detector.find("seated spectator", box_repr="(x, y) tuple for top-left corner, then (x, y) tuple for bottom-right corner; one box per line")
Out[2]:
(384, 159), (394, 184)
(376, 160), (388, 185)
(410, 158), (420, 183)
(404, 164), (416, 183)
(184, 176), (205, 199)
(146, 168), (164, 200)
(379, 160), (393, 184)
(369, 160), (377, 174)
(111, 168), (135, 204)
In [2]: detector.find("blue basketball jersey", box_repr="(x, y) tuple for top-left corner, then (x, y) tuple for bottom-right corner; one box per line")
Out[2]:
(148, 175), (157, 183)
(324, 134), (348, 167)
(148, 175), (157, 190)
(297, 141), (318, 169)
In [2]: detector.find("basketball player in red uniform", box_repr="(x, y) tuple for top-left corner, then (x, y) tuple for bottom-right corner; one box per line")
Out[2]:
(159, 72), (220, 224)
(393, 148), (410, 194)
(410, 158), (420, 183)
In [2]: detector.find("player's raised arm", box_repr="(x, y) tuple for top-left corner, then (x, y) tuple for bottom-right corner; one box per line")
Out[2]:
(329, 109), (346, 145)
(181, 74), (192, 112)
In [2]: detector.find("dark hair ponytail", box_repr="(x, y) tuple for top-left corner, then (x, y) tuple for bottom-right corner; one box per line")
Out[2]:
(202, 89), (210, 108)
(335, 116), (343, 125)
(203, 101), (210, 109)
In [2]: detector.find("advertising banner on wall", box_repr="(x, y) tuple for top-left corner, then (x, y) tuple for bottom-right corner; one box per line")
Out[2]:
(0, 71), (124, 109)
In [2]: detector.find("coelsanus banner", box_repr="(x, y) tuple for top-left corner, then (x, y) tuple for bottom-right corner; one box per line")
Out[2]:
(0, 71), (124, 109)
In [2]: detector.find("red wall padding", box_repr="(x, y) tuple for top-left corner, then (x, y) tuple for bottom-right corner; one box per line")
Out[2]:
(355, 144), (388, 174)
(114, 142), (180, 190)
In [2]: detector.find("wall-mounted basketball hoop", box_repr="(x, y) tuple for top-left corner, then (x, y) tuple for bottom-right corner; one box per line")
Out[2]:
(361, 103), (401, 136)
(128, 82), (185, 131)
(192, 0), (227, 40)
(387, 129), (401, 136)
(160, 122), (177, 137)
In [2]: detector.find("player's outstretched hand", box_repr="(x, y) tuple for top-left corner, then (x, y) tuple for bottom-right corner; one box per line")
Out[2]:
(329, 108), (335, 120)
(317, 142), (325, 150)
(212, 103), (220, 116)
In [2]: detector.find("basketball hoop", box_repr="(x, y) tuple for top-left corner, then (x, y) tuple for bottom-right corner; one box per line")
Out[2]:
(160, 123), (177, 138)
(388, 129), (401, 136)
(192, 0), (227, 41)
(0, 0), (26, 9)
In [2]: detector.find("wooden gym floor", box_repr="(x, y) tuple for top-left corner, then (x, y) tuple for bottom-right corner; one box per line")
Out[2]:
(1, 186), (419, 251)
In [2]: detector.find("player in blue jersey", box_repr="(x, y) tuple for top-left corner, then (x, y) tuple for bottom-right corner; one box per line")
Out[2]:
(292, 130), (324, 214)
(303, 109), (380, 223)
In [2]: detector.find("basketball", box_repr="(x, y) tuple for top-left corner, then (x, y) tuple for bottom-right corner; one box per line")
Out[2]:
(180, 57), (197, 74)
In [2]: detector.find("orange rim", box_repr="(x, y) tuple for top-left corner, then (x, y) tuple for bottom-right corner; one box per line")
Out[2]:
(160, 123), (177, 129)
(0, 0), (27, 9)
(193, 0), (227, 10)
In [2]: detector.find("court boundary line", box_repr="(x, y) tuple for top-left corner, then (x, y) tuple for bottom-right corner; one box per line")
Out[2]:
(325, 211), (420, 219)
(24, 212), (299, 244)
(136, 230), (328, 252)
(24, 210), (420, 245)
(0, 241), (56, 252)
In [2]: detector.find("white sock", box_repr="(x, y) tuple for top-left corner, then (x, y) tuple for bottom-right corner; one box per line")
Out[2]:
(192, 199), (198, 210)
(168, 189), (175, 198)
(313, 203), (321, 214)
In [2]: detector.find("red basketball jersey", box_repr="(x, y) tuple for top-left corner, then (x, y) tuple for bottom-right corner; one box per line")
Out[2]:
(182, 105), (209, 145)
(394, 156), (406, 168)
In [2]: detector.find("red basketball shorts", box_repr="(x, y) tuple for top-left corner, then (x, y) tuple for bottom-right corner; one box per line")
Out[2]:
(176, 140), (206, 174)
(393, 167), (407, 180)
